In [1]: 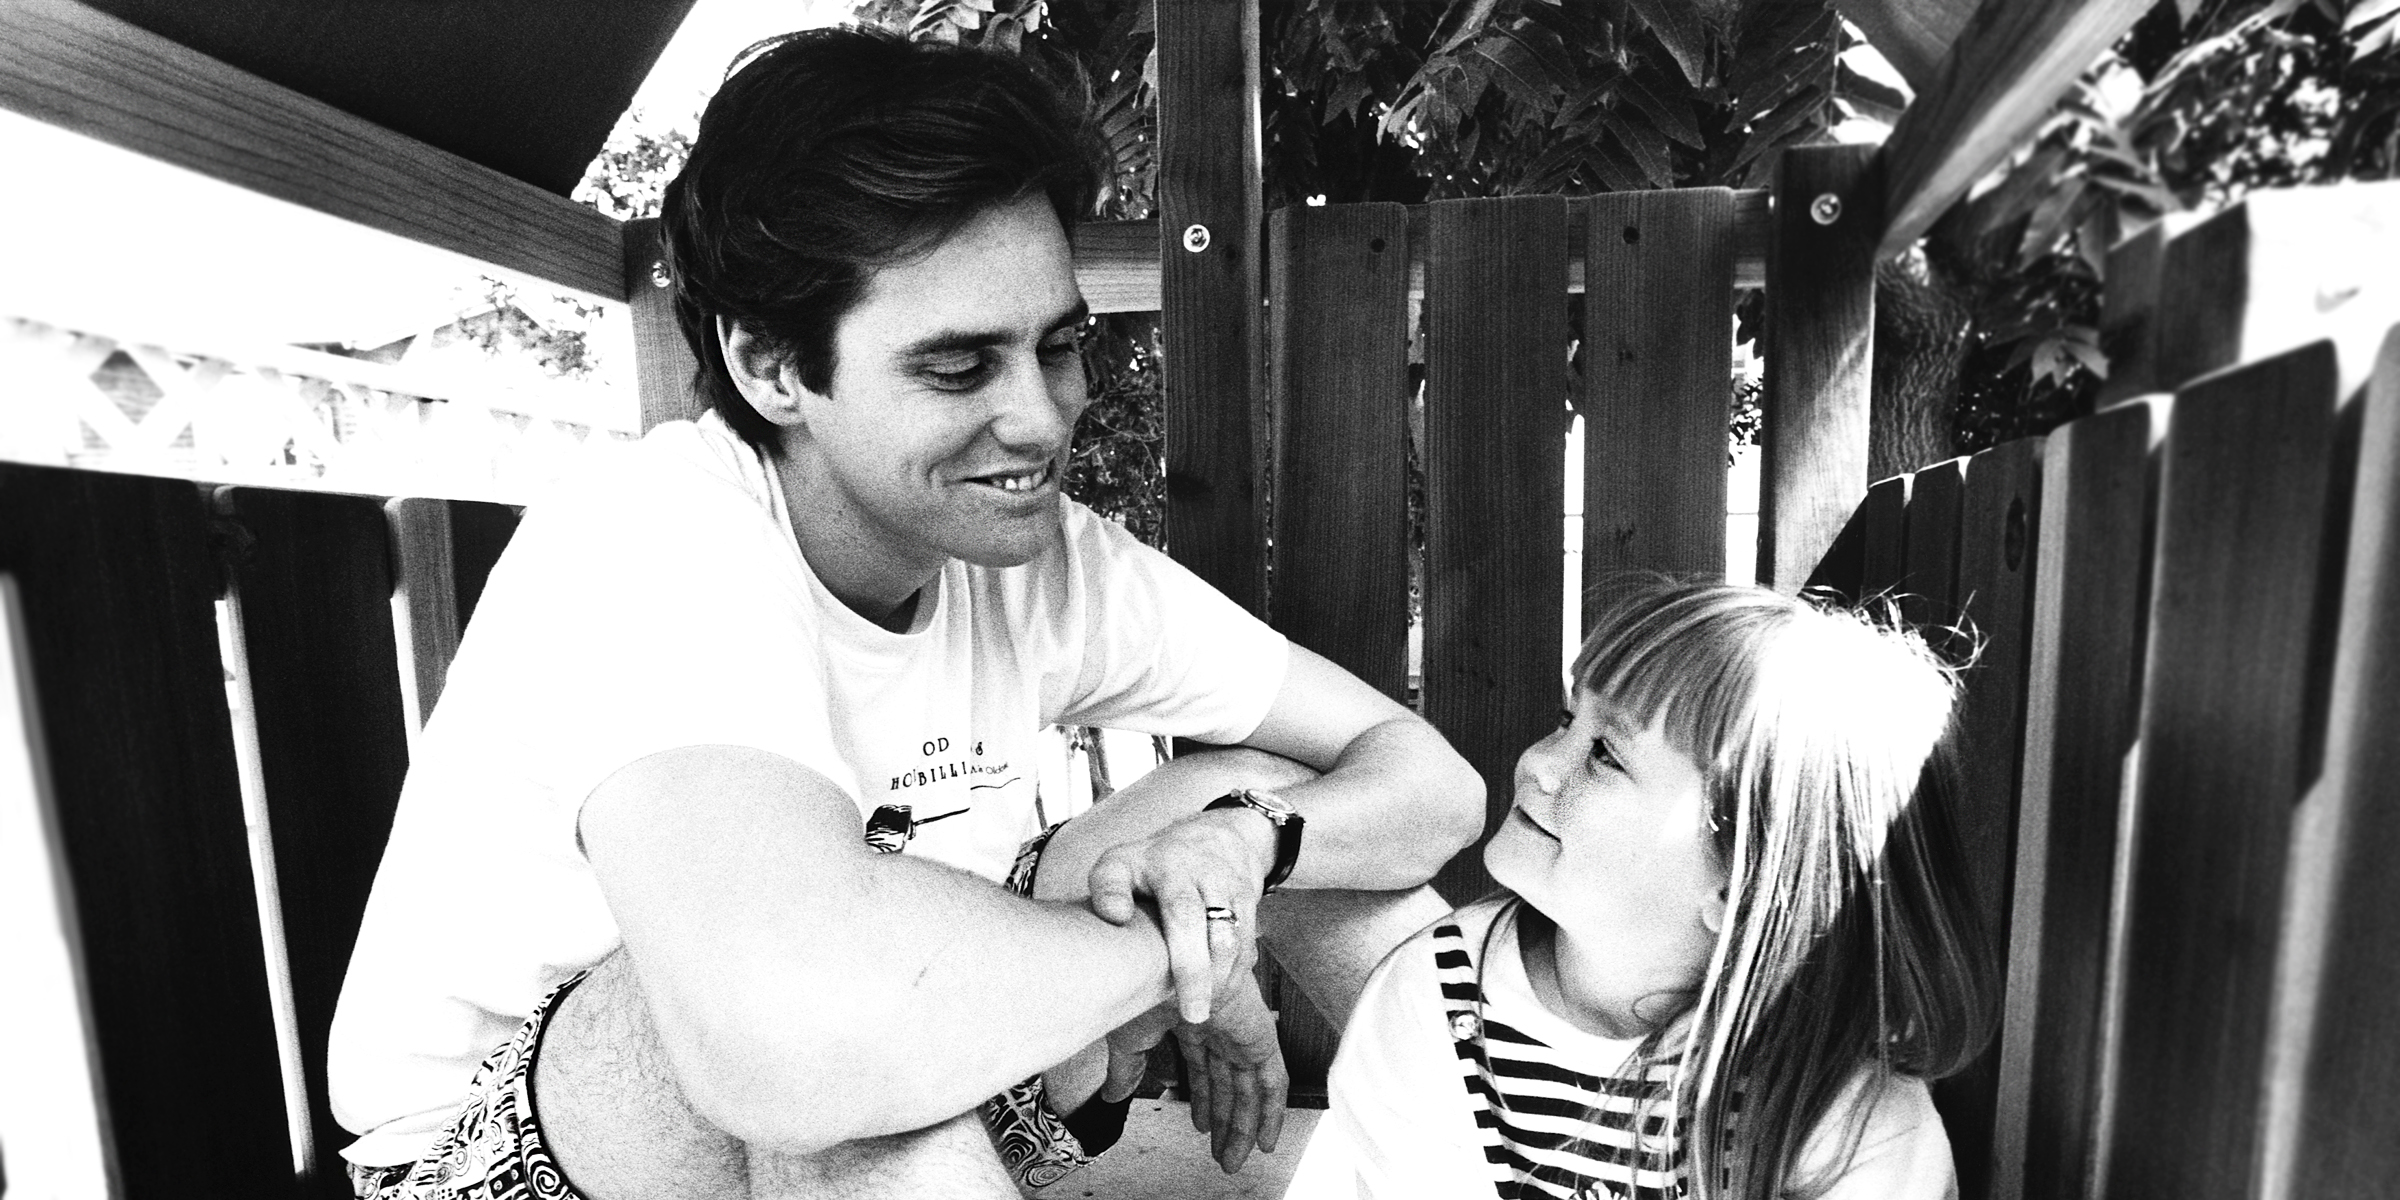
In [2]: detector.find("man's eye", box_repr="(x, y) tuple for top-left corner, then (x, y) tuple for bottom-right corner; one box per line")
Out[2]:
(1038, 335), (1081, 361)
(923, 356), (987, 390)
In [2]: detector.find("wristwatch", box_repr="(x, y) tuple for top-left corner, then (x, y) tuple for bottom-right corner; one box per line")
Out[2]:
(1204, 787), (1305, 893)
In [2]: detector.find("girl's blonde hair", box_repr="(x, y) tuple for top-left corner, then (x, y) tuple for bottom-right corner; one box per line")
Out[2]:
(1568, 577), (1995, 1199)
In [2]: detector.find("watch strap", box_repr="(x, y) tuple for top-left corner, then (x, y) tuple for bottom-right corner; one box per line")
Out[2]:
(1205, 788), (1304, 892)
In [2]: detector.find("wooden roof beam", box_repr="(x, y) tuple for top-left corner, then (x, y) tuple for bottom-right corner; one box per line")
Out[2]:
(1874, 0), (2154, 259)
(0, 0), (627, 301)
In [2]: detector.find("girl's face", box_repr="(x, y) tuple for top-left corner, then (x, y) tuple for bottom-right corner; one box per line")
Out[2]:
(1484, 687), (1729, 963)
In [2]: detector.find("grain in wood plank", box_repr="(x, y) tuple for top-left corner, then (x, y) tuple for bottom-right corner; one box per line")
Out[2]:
(1856, 474), (1913, 603)
(0, 463), (292, 1194)
(2266, 327), (2400, 1200)
(2152, 184), (2400, 401)
(2098, 222), (2169, 407)
(2104, 341), (2340, 1200)
(0, 0), (623, 299)
(1875, 0), (2153, 255)
(1269, 204), (1411, 698)
(1760, 146), (1880, 592)
(1990, 407), (2152, 1200)
(1156, 0), (1264, 616)
(385, 498), (459, 733)
(1933, 438), (2042, 1200)
(1578, 189), (1736, 615)
(1421, 196), (1568, 905)
(624, 217), (701, 433)
(223, 487), (414, 1198)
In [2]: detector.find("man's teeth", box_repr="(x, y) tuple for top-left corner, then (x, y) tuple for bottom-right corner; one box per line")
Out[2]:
(986, 465), (1050, 492)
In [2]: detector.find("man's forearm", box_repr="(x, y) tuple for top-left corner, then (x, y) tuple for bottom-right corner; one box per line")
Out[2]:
(1273, 716), (1485, 890)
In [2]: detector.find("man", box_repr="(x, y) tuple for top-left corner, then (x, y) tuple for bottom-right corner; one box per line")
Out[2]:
(329, 26), (1482, 1199)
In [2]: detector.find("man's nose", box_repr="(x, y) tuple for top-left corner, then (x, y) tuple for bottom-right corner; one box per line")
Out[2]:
(988, 356), (1076, 448)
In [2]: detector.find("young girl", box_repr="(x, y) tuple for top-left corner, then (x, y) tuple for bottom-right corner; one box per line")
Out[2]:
(1288, 580), (1994, 1200)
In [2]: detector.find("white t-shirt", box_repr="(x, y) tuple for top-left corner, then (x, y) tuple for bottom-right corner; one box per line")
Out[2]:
(1288, 897), (1956, 1200)
(328, 414), (1288, 1167)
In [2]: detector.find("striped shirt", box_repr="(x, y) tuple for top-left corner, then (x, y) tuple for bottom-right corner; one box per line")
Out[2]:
(1287, 896), (1956, 1200)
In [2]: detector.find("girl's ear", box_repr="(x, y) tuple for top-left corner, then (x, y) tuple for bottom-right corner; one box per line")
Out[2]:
(718, 317), (817, 429)
(1701, 885), (1729, 935)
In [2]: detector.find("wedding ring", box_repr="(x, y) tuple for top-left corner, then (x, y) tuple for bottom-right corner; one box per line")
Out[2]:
(1203, 905), (1239, 924)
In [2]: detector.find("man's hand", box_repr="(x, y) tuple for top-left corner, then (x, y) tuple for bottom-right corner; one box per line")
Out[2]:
(1086, 809), (1276, 1022)
(1175, 973), (1287, 1174)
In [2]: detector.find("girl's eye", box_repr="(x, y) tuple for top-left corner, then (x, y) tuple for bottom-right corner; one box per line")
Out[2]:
(1590, 734), (1622, 771)
(1557, 708), (1576, 731)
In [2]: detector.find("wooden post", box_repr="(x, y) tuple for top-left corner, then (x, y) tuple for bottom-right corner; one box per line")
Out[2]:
(1156, 0), (1265, 615)
(384, 498), (460, 736)
(1420, 196), (1569, 905)
(623, 217), (702, 433)
(1579, 189), (1736, 606)
(1759, 145), (1880, 592)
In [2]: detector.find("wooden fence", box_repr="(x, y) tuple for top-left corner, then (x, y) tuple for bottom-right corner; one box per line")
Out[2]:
(1796, 186), (2400, 1200)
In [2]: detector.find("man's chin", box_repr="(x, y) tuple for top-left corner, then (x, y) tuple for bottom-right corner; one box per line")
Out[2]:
(947, 513), (1065, 569)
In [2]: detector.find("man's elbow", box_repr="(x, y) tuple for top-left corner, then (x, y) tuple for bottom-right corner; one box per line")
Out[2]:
(668, 1014), (960, 1153)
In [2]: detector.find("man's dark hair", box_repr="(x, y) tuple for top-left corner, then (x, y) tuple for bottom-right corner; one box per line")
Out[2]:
(659, 26), (1105, 444)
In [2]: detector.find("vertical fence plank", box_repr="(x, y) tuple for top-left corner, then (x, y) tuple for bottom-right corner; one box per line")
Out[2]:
(1157, 0), (1264, 615)
(1579, 188), (1736, 608)
(222, 488), (414, 1199)
(1901, 457), (1965, 628)
(2270, 327), (2400, 1200)
(2151, 185), (2400, 402)
(1269, 203), (1412, 699)
(1992, 406), (2152, 1200)
(0, 464), (292, 1195)
(1265, 201), (1411, 1100)
(2104, 341), (2340, 1200)
(1936, 438), (2043, 1200)
(1759, 145), (1881, 591)
(625, 217), (701, 433)
(1859, 474), (1914, 600)
(1422, 196), (1568, 904)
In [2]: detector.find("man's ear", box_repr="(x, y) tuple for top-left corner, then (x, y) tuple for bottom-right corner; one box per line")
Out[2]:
(718, 317), (816, 429)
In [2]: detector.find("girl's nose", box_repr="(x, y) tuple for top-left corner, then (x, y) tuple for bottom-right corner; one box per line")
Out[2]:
(1516, 735), (1567, 798)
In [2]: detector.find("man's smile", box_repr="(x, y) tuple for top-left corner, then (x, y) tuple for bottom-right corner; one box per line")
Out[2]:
(966, 461), (1057, 494)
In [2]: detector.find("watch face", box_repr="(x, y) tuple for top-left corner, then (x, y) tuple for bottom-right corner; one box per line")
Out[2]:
(1246, 789), (1299, 819)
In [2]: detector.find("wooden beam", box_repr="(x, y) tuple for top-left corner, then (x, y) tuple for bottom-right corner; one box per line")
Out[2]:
(1074, 189), (1769, 316)
(1155, 0), (1266, 615)
(1759, 145), (1881, 591)
(1875, 0), (2152, 257)
(0, 0), (626, 300)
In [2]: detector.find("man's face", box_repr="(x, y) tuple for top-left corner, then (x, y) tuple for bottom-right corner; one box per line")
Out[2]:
(780, 193), (1089, 586)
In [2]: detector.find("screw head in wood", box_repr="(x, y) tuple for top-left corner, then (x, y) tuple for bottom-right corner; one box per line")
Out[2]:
(1809, 193), (1842, 226)
(1181, 223), (1211, 253)
(650, 261), (671, 288)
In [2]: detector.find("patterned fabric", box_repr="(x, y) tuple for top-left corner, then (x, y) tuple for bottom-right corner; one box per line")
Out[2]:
(977, 818), (1109, 1189)
(348, 973), (589, 1200)
(1435, 917), (1693, 1200)
(351, 820), (1106, 1200)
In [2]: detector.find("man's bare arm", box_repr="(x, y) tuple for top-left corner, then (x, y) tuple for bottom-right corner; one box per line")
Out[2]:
(579, 743), (1174, 1155)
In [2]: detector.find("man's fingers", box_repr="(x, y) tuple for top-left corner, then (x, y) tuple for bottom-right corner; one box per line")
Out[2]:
(1162, 893), (1215, 1023)
(1087, 857), (1137, 924)
(1220, 1063), (1261, 1173)
(1258, 1053), (1289, 1153)
(1179, 1033), (1212, 1133)
(1100, 1039), (1149, 1104)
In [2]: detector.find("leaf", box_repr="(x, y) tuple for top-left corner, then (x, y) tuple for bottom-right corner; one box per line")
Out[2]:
(1834, 60), (1908, 114)
(2348, 0), (2400, 32)
(1604, 105), (1679, 187)
(1582, 141), (1648, 192)
(1435, 0), (1504, 55)
(1472, 35), (1563, 113)
(1622, 0), (1713, 87)
(1496, 18), (1582, 92)
(1616, 67), (1707, 147)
